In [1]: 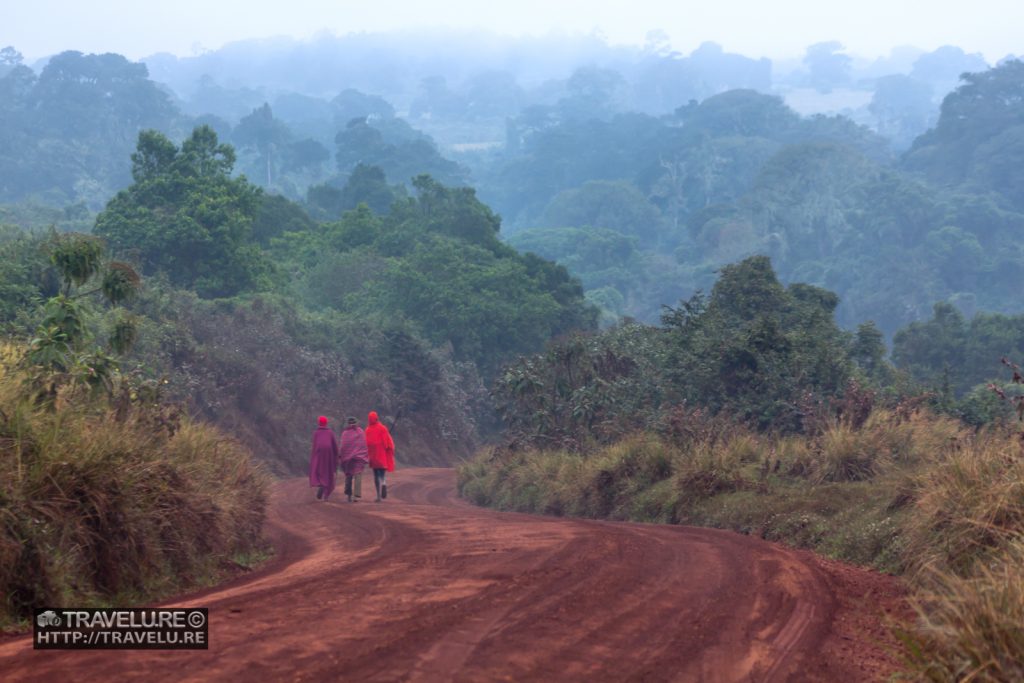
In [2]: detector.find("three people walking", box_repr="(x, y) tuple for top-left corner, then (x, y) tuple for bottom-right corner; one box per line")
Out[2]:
(310, 411), (395, 503)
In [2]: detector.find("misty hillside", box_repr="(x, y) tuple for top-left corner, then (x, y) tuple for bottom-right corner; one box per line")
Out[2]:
(2, 33), (1023, 470)
(2, 38), (1021, 336)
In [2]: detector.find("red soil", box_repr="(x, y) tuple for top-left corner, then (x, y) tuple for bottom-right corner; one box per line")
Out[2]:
(0, 468), (908, 681)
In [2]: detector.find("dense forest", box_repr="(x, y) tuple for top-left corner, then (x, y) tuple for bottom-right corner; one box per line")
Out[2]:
(2, 39), (1023, 432)
(0, 34), (1022, 466)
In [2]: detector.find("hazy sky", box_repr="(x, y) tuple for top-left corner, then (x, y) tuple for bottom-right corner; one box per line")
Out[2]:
(4, 0), (1021, 63)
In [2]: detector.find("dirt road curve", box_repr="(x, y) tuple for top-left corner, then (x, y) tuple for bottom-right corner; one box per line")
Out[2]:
(0, 468), (904, 681)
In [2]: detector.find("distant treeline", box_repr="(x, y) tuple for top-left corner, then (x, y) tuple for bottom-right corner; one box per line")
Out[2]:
(1, 45), (1021, 341)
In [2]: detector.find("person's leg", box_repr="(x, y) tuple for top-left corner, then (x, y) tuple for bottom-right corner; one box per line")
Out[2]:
(344, 474), (353, 501)
(381, 471), (387, 499)
(373, 469), (384, 501)
(354, 473), (362, 498)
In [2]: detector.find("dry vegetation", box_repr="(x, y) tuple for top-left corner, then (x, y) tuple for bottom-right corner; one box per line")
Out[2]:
(0, 344), (270, 627)
(901, 434), (1024, 681)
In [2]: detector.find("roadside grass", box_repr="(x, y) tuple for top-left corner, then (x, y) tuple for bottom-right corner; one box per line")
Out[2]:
(458, 427), (912, 571)
(458, 409), (1024, 680)
(0, 350), (270, 629)
(901, 433), (1024, 681)
(903, 537), (1024, 682)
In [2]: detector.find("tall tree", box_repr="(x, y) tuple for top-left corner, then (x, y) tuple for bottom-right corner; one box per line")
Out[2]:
(95, 126), (268, 297)
(234, 103), (292, 186)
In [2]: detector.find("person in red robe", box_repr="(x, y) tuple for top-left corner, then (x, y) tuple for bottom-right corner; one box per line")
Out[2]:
(309, 415), (339, 501)
(365, 411), (395, 502)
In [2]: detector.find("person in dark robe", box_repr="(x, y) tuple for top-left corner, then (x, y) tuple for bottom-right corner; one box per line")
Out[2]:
(309, 415), (339, 501)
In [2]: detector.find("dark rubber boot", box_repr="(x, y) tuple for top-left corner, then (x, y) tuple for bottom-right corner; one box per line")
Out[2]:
(382, 484), (387, 499)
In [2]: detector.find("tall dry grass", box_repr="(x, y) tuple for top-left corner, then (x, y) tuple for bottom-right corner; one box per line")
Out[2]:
(779, 410), (966, 483)
(0, 348), (269, 626)
(905, 535), (1024, 681)
(458, 408), (964, 527)
(901, 430), (1024, 681)
(458, 431), (756, 522)
(905, 431), (1024, 575)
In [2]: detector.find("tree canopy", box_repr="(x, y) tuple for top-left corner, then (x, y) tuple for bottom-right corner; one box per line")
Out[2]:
(95, 126), (269, 297)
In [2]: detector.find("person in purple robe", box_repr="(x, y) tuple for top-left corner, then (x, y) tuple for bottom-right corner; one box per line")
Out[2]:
(339, 416), (369, 503)
(309, 415), (339, 501)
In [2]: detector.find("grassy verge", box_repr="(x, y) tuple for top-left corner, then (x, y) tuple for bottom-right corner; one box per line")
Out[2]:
(0, 349), (270, 629)
(900, 433), (1024, 681)
(459, 411), (955, 570)
(458, 410), (1024, 679)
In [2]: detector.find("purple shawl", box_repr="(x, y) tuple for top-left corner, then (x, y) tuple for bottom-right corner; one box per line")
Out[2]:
(339, 425), (369, 476)
(309, 426), (339, 499)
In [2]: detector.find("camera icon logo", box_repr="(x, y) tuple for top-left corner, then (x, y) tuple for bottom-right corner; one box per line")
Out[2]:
(36, 610), (62, 628)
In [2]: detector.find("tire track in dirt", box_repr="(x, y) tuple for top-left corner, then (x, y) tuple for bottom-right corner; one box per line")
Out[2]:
(0, 468), (903, 681)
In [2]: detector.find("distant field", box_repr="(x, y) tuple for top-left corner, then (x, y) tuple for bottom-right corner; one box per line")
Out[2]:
(449, 141), (503, 152)
(779, 87), (874, 115)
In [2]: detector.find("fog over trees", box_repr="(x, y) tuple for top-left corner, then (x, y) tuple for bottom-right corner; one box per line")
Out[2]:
(2, 30), (1023, 432)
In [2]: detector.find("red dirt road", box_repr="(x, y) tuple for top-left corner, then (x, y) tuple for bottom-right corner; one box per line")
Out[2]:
(0, 468), (905, 681)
